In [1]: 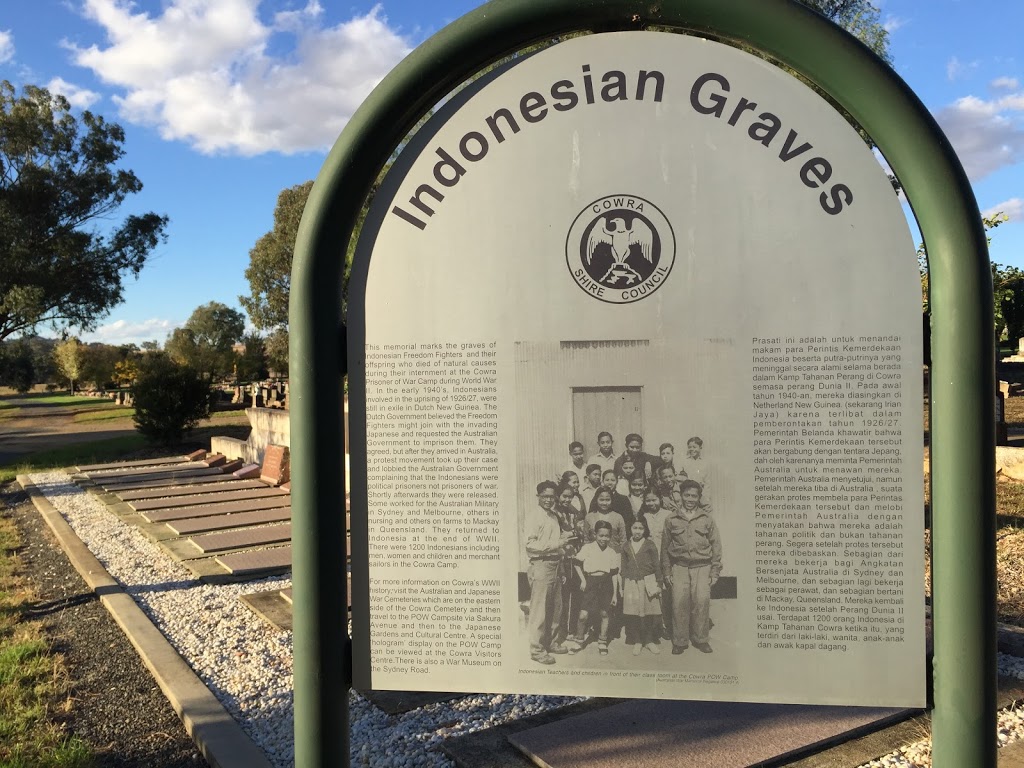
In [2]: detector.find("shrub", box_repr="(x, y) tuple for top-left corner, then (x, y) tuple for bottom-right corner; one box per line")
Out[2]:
(0, 340), (35, 392)
(132, 356), (215, 444)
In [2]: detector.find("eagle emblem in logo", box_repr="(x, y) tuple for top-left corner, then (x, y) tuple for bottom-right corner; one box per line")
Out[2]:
(566, 195), (675, 304)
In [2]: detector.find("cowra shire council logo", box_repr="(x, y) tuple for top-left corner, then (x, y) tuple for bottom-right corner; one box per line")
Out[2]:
(566, 194), (675, 304)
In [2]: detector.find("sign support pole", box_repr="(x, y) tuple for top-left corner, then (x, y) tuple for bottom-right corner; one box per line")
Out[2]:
(290, 1), (994, 766)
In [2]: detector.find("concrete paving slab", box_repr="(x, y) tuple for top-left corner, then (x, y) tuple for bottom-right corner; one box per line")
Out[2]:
(442, 699), (628, 768)
(129, 486), (288, 511)
(167, 507), (292, 536)
(115, 480), (263, 501)
(507, 701), (908, 768)
(190, 524), (292, 553)
(239, 590), (293, 632)
(143, 496), (291, 523)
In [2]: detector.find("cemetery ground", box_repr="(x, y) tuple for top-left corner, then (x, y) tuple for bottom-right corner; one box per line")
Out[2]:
(4, 386), (1024, 765)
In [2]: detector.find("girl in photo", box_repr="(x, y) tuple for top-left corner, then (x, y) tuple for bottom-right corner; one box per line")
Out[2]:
(621, 518), (664, 656)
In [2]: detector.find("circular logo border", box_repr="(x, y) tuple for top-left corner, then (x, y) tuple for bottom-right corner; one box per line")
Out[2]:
(565, 194), (676, 305)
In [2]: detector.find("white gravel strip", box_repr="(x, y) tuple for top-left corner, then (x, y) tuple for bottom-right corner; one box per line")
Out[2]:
(28, 471), (580, 767)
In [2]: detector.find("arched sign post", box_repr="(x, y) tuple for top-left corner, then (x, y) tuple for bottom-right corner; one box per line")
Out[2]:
(290, 1), (994, 766)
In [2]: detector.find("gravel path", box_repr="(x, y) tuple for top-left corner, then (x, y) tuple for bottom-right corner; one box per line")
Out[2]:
(13, 470), (1024, 767)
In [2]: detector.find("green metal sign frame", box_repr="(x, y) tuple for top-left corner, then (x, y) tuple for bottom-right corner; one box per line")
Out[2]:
(290, 0), (995, 766)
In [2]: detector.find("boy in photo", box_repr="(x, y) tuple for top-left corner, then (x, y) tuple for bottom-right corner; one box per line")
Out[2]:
(589, 432), (618, 476)
(581, 463), (603, 511)
(568, 520), (620, 656)
(661, 480), (722, 655)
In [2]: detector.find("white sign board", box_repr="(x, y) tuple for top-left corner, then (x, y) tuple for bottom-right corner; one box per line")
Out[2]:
(353, 31), (924, 707)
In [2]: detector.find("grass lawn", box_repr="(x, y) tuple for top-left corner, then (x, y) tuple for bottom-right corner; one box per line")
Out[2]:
(72, 407), (135, 423)
(0, 515), (93, 767)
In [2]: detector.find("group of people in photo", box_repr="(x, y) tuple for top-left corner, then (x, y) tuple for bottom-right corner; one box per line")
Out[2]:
(524, 432), (723, 665)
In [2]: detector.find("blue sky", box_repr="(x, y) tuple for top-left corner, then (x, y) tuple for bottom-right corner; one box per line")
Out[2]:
(1, 0), (1021, 346)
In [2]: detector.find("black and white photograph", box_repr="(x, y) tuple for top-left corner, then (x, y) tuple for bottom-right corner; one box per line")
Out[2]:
(515, 339), (741, 673)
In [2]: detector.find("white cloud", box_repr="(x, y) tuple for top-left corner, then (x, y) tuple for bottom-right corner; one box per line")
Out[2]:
(934, 91), (1024, 180)
(46, 77), (100, 109)
(882, 16), (906, 33)
(80, 318), (177, 346)
(983, 198), (1024, 223)
(0, 29), (13, 64)
(992, 76), (1021, 91)
(65, 0), (412, 155)
(947, 56), (980, 82)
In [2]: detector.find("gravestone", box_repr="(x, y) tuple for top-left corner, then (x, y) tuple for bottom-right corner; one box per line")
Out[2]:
(260, 445), (290, 486)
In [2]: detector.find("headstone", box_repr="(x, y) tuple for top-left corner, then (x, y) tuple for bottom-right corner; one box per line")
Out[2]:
(233, 464), (262, 479)
(260, 444), (290, 486)
(186, 449), (207, 462)
(205, 453), (226, 467)
(997, 386), (1008, 446)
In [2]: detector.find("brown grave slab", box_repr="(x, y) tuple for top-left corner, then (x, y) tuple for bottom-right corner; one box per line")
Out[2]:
(205, 453), (226, 467)
(234, 464), (261, 479)
(508, 700), (909, 768)
(130, 486), (289, 512)
(99, 473), (247, 492)
(190, 524), (292, 553)
(143, 495), (292, 523)
(167, 507), (292, 535)
(76, 455), (189, 472)
(260, 445), (290, 486)
(216, 546), (292, 576)
(83, 462), (207, 480)
(186, 449), (207, 461)
(115, 479), (265, 501)
(98, 467), (226, 489)
(220, 458), (244, 474)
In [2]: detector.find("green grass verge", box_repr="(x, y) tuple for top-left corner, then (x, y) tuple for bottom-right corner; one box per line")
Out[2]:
(0, 517), (94, 767)
(72, 408), (135, 423)
(0, 435), (147, 485)
(0, 394), (115, 408)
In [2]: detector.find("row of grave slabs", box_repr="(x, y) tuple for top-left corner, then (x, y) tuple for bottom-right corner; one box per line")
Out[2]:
(72, 447), (351, 631)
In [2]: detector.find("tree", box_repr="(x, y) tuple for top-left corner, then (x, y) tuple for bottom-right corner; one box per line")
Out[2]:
(166, 302), (245, 380)
(265, 327), (289, 376)
(132, 355), (214, 444)
(0, 338), (35, 392)
(240, 182), (311, 333)
(0, 81), (169, 342)
(80, 342), (124, 389)
(798, 0), (891, 63)
(52, 337), (84, 393)
(235, 332), (269, 382)
(113, 357), (139, 387)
